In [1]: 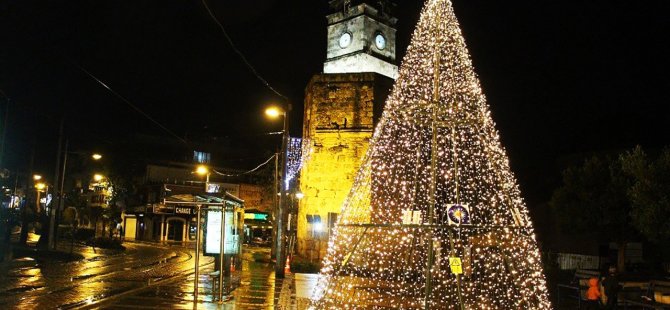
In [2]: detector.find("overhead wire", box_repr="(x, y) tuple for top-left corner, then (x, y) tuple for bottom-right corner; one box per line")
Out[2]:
(2, 90), (116, 145)
(212, 153), (275, 177)
(73, 63), (189, 145)
(200, 0), (288, 101)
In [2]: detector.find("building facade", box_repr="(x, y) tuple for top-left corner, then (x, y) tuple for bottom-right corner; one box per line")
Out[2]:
(122, 162), (269, 243)
(297, 1), (397, 261)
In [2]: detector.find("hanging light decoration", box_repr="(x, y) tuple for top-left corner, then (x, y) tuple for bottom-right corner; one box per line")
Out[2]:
(285, 137), (312, 187)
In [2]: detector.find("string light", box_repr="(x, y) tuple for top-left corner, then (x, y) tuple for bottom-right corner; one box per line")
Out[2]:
(285, 137), (311, 187)
(311, 0), (551, 308)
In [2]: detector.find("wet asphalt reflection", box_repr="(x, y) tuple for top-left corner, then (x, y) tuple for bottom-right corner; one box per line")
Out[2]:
(101, 247), (284, 309)
(0, 241), (205, 309)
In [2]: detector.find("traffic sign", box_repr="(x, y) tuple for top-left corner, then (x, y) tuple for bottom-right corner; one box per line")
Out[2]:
(449, 257), (463, 274)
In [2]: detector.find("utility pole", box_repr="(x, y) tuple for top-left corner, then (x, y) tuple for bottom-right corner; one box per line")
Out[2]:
(49, 118), (64, 250)
(19, 141), (36, 245)
(271, 153), (279, 258)
(275, 102), (290, 278)
(0, 96), (9, 168)
(58, 140), (68, 224)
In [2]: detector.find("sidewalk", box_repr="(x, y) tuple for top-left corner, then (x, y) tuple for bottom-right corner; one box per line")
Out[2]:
(1, 232), (126, 264)
(277, 273), (319, 310)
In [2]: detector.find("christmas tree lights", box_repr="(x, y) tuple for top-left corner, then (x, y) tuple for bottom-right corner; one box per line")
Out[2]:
(310, 0), (552, 308)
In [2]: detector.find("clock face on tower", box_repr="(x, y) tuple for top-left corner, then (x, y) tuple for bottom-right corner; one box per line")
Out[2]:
(374, 32), (386, 50)
(339, 32), (352, 48)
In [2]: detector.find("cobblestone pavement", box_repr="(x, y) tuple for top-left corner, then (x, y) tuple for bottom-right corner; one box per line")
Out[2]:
(0, 239), (210, 309)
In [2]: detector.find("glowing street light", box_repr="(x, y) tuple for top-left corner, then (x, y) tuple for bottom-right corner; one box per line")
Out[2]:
(35, 182), (47, 214)
(33, 174), (42, 181)
(195, 165), (209, 176)
(93, 174), (104, 182)
(50, 148), (105, 250)
(195, 165), (211, 192)
(264, 106), (284, 118)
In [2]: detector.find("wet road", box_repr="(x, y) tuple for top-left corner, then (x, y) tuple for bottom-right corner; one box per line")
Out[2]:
(0, 241), (211, 309)
(98, 247), (288, 309)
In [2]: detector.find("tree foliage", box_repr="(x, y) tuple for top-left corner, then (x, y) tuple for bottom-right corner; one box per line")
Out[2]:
(621, 146), (670, 243)
(550, 154), (634, 243)
(551, 146), (670, 246)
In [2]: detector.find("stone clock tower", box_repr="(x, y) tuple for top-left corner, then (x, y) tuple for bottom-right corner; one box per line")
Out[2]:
(324, 0), (398, 79)
(296, 0), (397, 261)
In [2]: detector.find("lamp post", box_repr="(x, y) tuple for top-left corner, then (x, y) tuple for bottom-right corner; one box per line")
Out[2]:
(48, 145), (102, 250)
(265, 104), (290, 278)
(195, 165), (210, 191)
(192, 164), (211, 303)
(35, 180), (46, 214)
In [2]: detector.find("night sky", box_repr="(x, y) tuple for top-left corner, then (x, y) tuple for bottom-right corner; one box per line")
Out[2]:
(2, 0), (669, 204)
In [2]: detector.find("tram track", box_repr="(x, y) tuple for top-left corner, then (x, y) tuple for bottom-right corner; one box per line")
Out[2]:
(0, 242), (209, 309)
(72, 247), (215, 310)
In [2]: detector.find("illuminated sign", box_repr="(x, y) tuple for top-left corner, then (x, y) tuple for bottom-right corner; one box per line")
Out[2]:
(175, 207), (192, 215)
(446, 204), (471, 225)
(204, 209), (239, 255)
(206, 183), (221, 194)
(244, 213), (268, 221)
(401, 209), (423, 224)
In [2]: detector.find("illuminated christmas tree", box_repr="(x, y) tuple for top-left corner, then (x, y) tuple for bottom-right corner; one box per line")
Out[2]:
(310, 0), (552, 308)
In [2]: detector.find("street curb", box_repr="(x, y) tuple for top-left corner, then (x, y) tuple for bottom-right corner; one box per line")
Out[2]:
(277, 273), (296, 310)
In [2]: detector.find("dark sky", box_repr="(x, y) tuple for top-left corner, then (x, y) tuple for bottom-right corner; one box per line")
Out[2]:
(2, 0), (670, 203)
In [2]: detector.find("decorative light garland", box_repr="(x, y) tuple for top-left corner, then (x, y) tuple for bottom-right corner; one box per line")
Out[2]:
(285, 137), (312, 187)
(310, 0), (551, 308)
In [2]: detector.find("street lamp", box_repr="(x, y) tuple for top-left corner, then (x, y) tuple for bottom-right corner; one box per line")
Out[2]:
(195, 164), (210, 191)
(48, 147), (104, 250)
(93, 174), (104, 182)
(33, 174), (42, 181)
(265, 103), (290, 278)
(35, 182), (46, 214)
(196, 165), (209, 177)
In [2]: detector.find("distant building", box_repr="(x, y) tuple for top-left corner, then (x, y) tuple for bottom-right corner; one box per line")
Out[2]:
(123, 162), (271, 242)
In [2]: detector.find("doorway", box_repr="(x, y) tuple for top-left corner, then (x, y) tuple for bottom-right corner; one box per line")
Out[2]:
(167, 218), (185, 241)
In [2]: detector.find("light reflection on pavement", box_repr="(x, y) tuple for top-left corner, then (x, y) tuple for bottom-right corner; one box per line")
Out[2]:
(0, 241), (317, 309)
(0, 240), (209, 309)
(99, 247), (285, 309)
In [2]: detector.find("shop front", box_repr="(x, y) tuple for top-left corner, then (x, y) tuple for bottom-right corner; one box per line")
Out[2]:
(123, 184), (244, 243)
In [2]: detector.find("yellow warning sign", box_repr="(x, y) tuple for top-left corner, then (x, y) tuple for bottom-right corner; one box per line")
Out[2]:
(449, 257), (463, 274)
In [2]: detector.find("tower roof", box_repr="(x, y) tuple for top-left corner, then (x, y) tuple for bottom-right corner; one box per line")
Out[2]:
(328, 0), (396, 14)
(327, 0), (397, 24)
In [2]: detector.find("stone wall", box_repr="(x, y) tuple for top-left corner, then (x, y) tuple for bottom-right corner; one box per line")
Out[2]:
(297, 73), (392, 262)
(239, 183), (272, 213)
